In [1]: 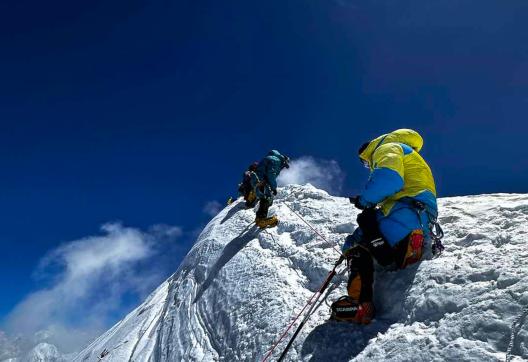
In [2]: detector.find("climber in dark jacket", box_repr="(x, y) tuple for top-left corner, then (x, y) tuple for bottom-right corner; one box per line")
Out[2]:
(252, 150), (290, 228)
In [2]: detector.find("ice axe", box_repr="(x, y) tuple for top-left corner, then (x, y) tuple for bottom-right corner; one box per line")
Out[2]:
(267, 256), (345, 362)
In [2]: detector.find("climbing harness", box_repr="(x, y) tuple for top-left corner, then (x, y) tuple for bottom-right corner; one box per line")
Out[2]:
(430, 221), (445, 256)
(401, 198), (445, 257)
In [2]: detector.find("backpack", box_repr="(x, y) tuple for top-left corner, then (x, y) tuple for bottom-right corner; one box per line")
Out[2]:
(238, 171), (254, 195)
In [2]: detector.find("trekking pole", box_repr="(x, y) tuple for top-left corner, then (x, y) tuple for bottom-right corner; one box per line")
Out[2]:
(276, 256), (344, 362)
(261, 288), (322, 362)
(261, 256), (344, 362)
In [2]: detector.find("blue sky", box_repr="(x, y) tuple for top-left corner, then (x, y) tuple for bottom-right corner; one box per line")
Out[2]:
(1, 0), (527, 351)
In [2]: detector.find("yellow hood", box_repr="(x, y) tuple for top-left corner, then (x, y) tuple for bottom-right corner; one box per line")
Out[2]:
(359, 129), (424, 164)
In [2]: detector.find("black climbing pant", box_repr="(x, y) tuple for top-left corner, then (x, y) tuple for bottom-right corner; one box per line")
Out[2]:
(347, 208), (421, 303)
(256, 197), (272, 219)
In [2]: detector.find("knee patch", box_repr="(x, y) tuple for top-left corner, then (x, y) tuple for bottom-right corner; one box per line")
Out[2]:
(347, 274), (362, 301)
(398, 229), (424, 269)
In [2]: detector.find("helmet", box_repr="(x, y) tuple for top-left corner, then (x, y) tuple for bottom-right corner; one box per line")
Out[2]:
(358, 142), (370, 168)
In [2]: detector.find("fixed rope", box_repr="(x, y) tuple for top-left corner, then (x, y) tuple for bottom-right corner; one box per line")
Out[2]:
(276, 257), (344, 361)
(261, 257), (344, 362)
(506, 303), (528, 362)
(282, 202), (344, 258)
(261, 189), (346, 361)
(261, 287), (322, 362)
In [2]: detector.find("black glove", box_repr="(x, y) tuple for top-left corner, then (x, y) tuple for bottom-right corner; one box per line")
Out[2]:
(348, 195), (366, 210)
(283, 156), (290, 169)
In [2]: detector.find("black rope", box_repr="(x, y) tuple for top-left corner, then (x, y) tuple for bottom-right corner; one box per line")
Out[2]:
(506, 304), (528, 362)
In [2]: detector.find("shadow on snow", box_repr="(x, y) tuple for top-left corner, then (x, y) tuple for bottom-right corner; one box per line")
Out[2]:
(301, 319), (392, 362)
(301, 262), (421, 361)
(193, 224), (260, 303)
(220, 202), (247, 224)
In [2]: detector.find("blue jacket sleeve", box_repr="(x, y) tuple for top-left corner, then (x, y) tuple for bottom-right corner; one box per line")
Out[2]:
(265, 157), (281, 190)
(360, 167), (404, 206)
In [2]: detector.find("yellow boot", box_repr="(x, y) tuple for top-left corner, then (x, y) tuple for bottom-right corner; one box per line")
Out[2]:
(255, 215), (279, 229)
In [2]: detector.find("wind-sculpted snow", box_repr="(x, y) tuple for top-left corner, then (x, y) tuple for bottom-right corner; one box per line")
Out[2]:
(73, 185), (528, 361)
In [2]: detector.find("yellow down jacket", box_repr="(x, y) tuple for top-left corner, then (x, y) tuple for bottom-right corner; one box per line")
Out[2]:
(358, 129), (437, 216)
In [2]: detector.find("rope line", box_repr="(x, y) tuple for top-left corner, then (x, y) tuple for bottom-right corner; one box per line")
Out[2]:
(506, 303), (528, 362)
(261, 188), (345, 361)
(282, 202), (344, 258)
(276, 261), (343, 361)
(261, 287), (322, 362)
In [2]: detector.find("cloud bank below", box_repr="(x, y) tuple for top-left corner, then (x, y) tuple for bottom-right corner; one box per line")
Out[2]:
(1, 222), (183, 356)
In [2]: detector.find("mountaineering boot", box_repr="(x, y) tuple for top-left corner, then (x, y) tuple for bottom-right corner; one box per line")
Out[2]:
(255, 215), (279, 229)
(354, 302), (375, 324)
(330, 297), (375, 324)
(330, 296), (359, 322)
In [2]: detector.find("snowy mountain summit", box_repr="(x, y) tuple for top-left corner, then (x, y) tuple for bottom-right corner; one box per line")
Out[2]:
(74, 185), (528, 362)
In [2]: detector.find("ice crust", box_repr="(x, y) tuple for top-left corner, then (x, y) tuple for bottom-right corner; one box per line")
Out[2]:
(72, 185), (528, 362)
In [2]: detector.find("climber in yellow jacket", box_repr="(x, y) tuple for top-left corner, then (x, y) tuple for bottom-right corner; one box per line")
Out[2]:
(332, 129), (439, 324)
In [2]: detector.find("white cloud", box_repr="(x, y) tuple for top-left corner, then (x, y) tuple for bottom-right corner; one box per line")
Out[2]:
(277, 156), (345, 194)
(2, 222), (182, 355)
(203, 200), (223, 217)
(149, 224), (183, 239)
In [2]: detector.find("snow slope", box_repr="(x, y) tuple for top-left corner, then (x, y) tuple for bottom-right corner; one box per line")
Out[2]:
(73, 185), (528, 361)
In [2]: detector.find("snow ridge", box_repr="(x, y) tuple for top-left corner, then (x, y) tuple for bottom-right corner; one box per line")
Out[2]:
(73, 185), (528, 361)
